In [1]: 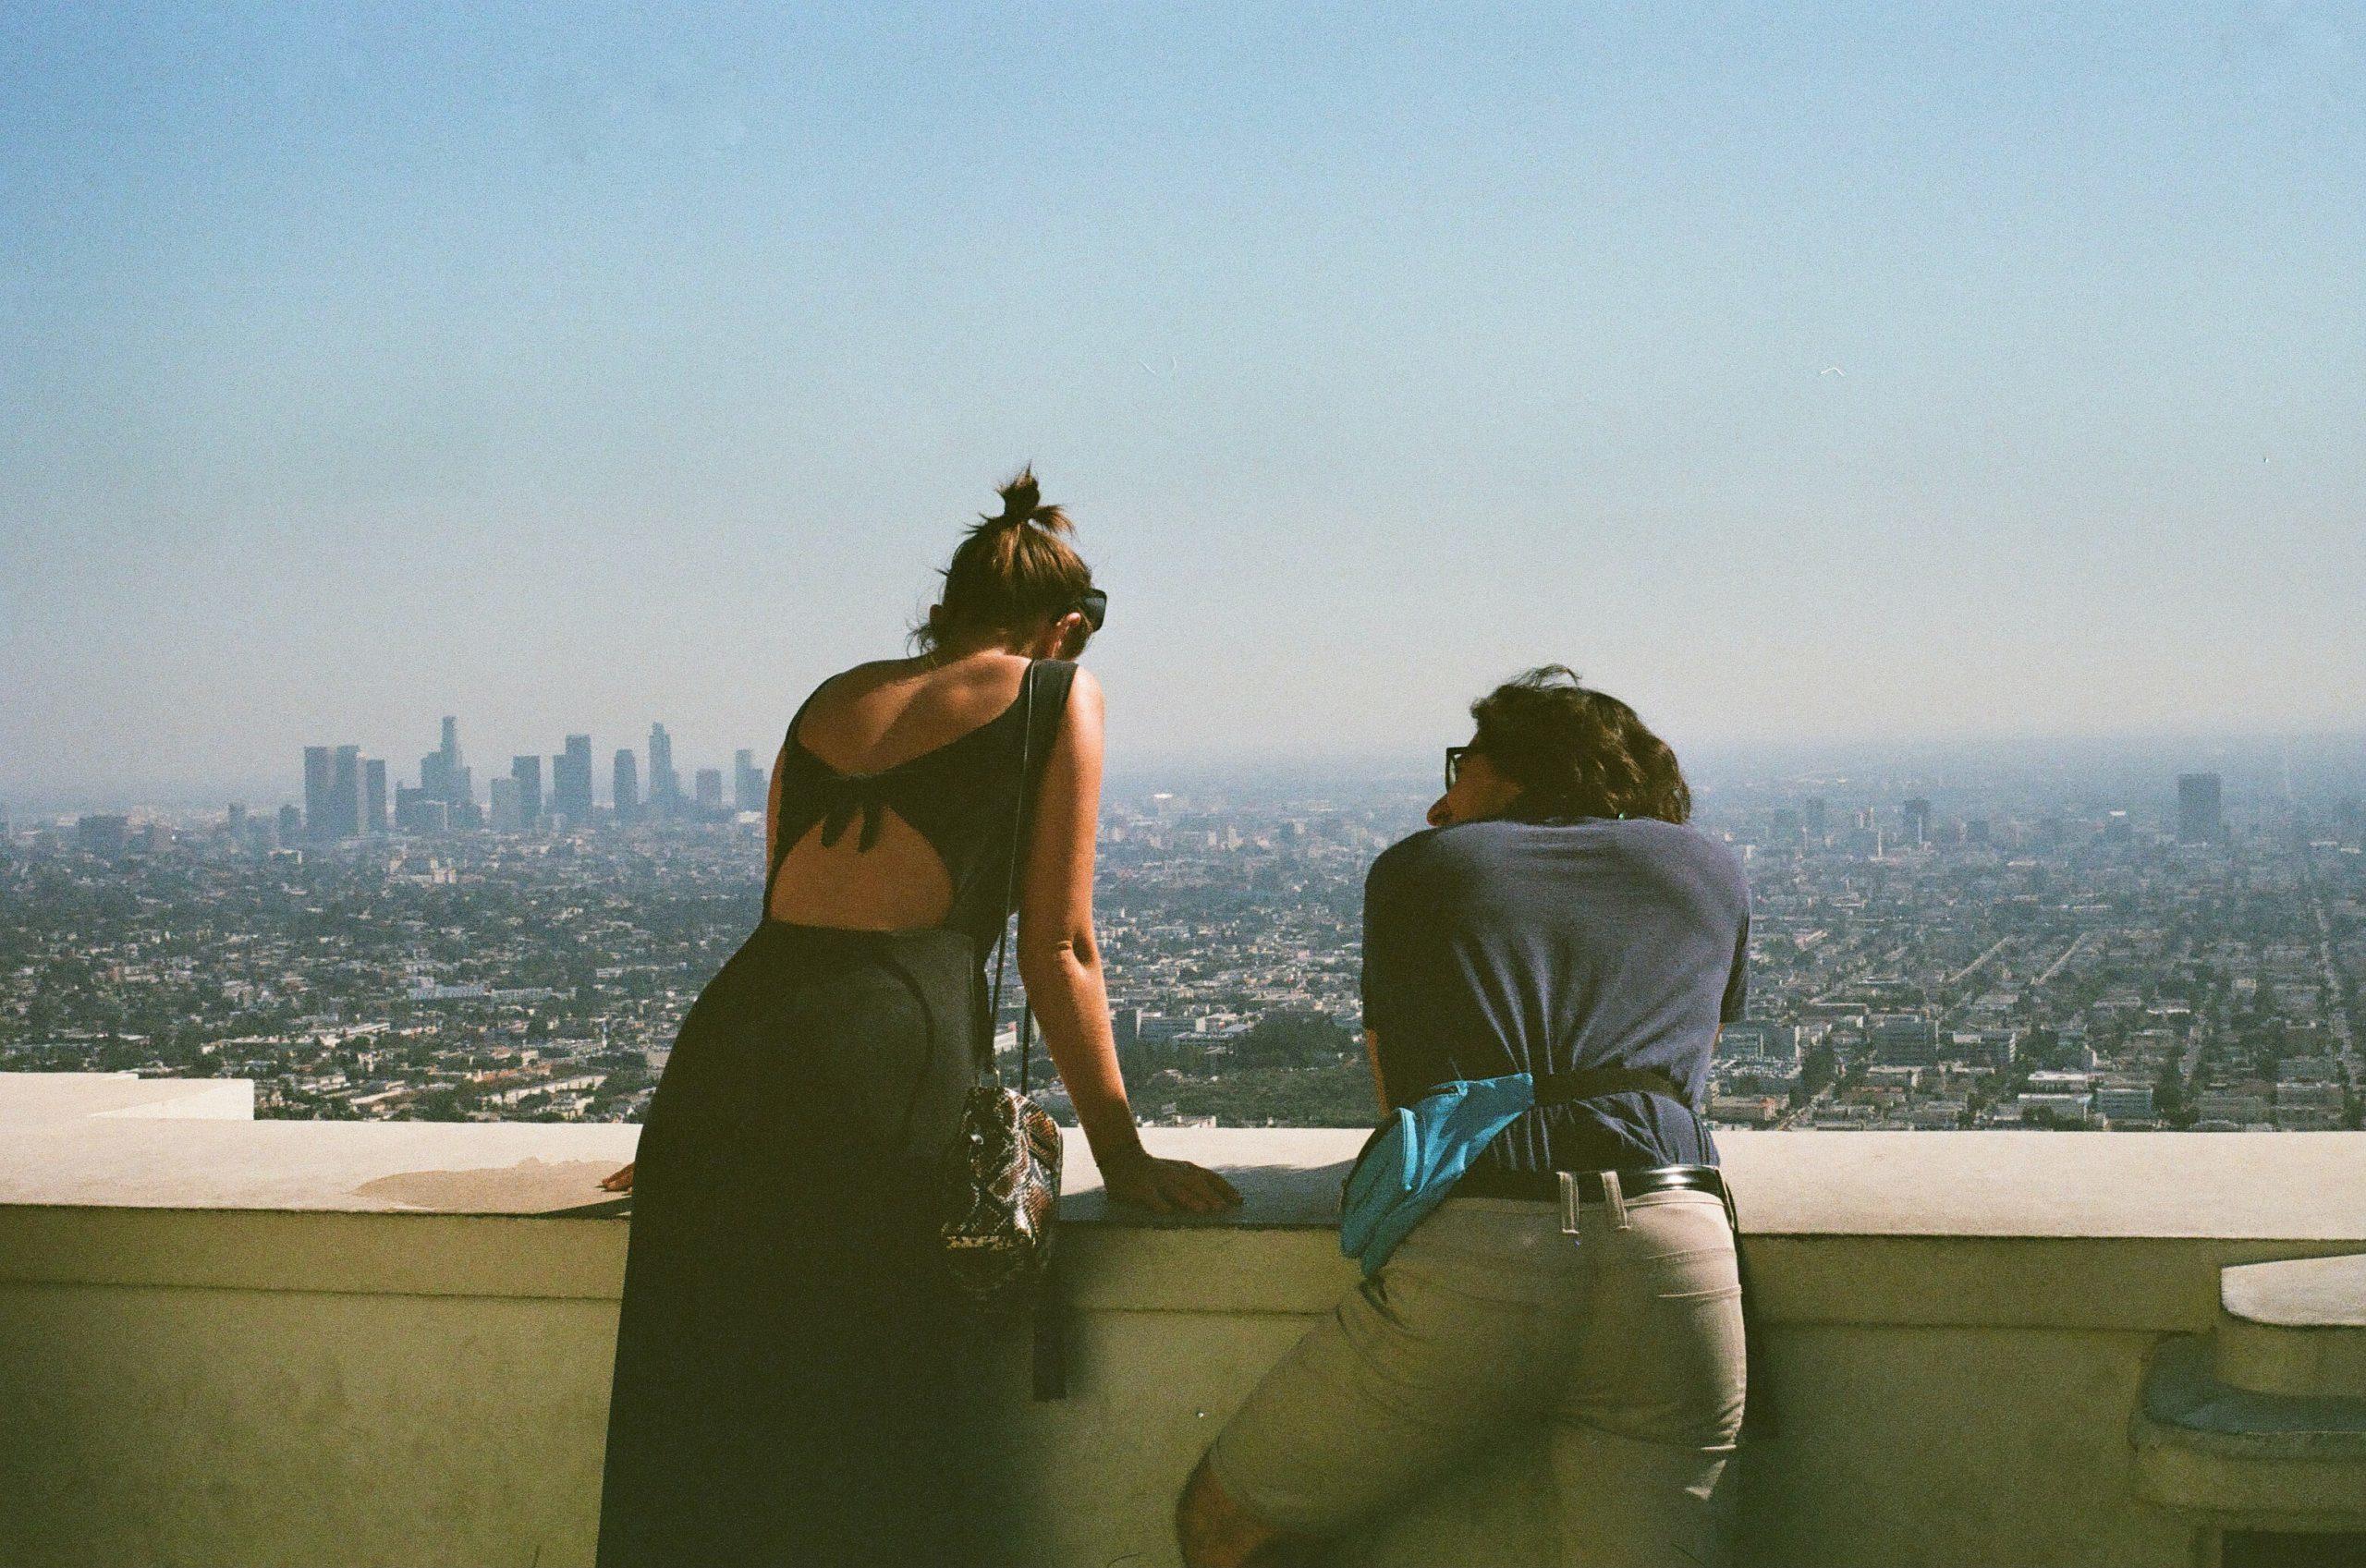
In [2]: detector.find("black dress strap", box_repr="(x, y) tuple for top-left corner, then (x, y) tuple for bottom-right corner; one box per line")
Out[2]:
(1011, 661), (1078, 841)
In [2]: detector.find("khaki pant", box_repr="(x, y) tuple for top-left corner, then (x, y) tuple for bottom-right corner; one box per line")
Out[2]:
(1206, 1189), (1747, 1567)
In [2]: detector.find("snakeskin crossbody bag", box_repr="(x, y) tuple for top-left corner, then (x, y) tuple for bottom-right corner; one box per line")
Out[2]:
(939, 661), (1063, 1309)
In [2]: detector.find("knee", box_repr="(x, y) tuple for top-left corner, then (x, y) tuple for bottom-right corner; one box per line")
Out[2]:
(1177, 1453), (1292, 1568)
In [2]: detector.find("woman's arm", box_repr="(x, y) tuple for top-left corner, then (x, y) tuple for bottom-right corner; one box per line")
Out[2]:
(1018, 668), (1238, 1215)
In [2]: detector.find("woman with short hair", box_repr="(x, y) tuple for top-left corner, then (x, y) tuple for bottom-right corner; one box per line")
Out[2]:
(596, 470), (1238, 1568)
(1181, 666), (1750, 1568)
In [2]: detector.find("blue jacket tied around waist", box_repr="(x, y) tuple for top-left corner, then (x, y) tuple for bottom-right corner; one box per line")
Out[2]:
(1338, 1073), (1542, 1275)
(1338, 1064), (1700, 1274)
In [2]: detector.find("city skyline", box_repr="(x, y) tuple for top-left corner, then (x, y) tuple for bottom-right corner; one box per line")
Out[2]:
(283, 715), (755, 842)
(5, 719), (2366, 827)
(5, 4), (2362, 803)
(8, 713), (2366, 820)
(11, 759), (2360, 1137)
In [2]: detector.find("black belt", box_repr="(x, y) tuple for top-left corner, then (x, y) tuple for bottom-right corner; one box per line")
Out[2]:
(1453, 1161), (1728, 1205)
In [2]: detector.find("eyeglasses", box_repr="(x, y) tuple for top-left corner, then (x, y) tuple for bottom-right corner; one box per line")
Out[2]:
(1072, 589), (1108, 632)
(1445, 745), (1473, 791)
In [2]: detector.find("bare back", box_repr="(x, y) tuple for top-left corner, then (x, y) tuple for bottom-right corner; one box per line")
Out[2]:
(766, 652), (1043, 933)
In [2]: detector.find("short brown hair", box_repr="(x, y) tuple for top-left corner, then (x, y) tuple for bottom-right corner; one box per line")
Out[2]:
(918, 467), (1094, 654)
(1470, 666), (1691, 824)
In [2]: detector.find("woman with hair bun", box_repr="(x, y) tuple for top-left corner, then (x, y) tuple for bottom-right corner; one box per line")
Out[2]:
(595, 470), (1238, 1567)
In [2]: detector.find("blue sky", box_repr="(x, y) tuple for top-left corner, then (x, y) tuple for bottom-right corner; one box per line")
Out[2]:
(3, 3), (2360, 805)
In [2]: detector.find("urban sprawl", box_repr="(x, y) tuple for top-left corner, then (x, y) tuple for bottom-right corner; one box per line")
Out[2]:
(6, 720), (2361, 1136)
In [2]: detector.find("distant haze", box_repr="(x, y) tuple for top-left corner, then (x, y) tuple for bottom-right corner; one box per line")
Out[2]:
(5, 4), (2362, 809)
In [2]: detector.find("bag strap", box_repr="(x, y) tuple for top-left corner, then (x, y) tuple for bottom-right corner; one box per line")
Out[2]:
(982, 662), (1038, 1082)
(981, 661), (1073, 1085)
(1531, 1064), (1696, 1113)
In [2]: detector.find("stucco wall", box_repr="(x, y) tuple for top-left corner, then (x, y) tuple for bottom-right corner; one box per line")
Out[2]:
(3, 1084), (2363, 1567)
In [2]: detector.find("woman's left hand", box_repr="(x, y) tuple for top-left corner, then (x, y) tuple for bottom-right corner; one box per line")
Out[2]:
(599, 1162), (635, 1193)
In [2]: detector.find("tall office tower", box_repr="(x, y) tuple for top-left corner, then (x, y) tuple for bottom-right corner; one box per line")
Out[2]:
(489, 777), (523, 833)
(510, 756), (543, 827)
(329, 746), (365, 839)
(423, 716), (471, 814)
(303, 747), (334, 840)
(613, 749), (640, 822)
(734, 748), (765, 813)
(363, 759), (388, 834)
(694, 767), (724, 815)
(553, 735), (594, 823)
(648, 723), (680, 814)
(277, 804), (303, 845)
(2177, 772), (2224, 844)
(1903, 797), (1932, 846)
(224, 803), (247, 838)
(1803, 797), (1828, 841)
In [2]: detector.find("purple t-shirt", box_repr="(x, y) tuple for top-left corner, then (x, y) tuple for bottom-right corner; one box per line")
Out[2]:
(1361, 815), (1750, 1173)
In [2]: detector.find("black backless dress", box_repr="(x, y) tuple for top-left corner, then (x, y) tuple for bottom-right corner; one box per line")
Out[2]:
(596, 660), (1076, 1568)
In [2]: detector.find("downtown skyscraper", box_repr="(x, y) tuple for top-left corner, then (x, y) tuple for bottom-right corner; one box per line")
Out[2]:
(510, 755), (543, 829)
(613, 748), (640, 822)
(647, 723), (680, 817)
(299, 744), (375, 840)
(417, 717), (475, 825)
(303, 748), (333, 839)
(553, 735), (594, 823)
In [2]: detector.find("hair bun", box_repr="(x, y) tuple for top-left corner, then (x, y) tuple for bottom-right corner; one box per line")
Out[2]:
(986, 466), (1072, 535)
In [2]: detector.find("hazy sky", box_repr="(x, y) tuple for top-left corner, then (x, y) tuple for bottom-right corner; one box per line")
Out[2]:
(5, 3), (2361, 808)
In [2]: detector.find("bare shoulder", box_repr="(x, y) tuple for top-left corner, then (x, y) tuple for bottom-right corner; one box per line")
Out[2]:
(808, 657), (909, 704)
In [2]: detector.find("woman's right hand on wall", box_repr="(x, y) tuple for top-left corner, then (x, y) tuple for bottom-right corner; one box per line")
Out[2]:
(1101, 1148), (1242, 1215)
(598, 1161), (635, 1193)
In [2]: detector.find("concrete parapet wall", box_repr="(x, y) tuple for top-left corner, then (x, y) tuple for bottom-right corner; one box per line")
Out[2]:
(2, 1081), (2362, 1566)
